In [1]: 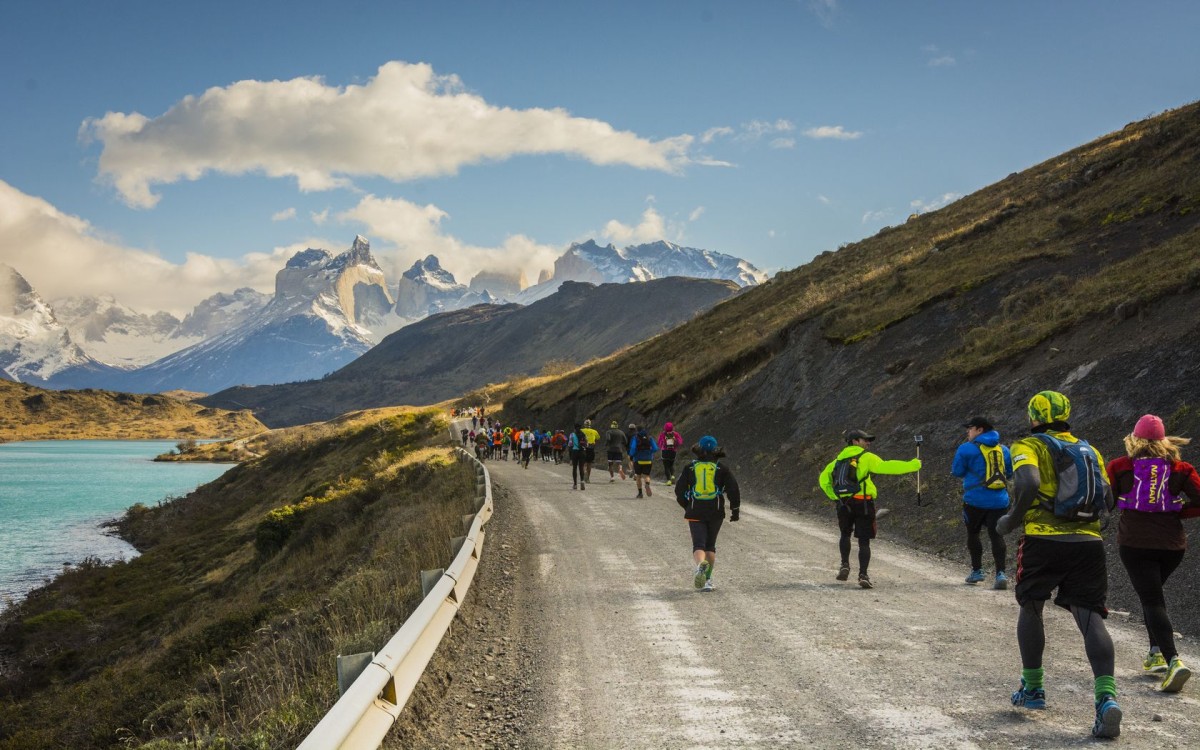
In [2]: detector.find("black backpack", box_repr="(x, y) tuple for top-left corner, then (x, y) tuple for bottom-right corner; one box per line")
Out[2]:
(832, 449), (865, 498)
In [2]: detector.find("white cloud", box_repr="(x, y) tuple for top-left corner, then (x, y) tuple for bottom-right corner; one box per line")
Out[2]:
(910, 192), (962, 213)
(803, 125), (863, 140)
(770, 137), (796, 149)
(701, 126), (734, 143)
(81, 61), (697, 208)
(338, 194), (560, 285)
(271, 207), (296, 221)
(808, 0), (838, 27)
(688, 206), (705, 222)
(928, 55), (956, 67)
(0, 179), (300, 316)
(817, 195), (832, 205)
(861, 209), (892, 225)
(740, 119), (795, 141)
(768, 229), (777, 238)
(602, 207), (675, 245)
(311, 208), (330, 225)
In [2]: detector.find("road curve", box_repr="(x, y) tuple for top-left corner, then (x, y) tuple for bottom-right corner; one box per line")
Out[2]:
(474, 452), (1200, 749)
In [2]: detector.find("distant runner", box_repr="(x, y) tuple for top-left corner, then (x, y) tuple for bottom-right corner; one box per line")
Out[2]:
(658, 421), (683, 485)
(581, 419), (600, 483)
(1107, 413), (1200, 693)
(675, 435), (741, 592)
(519, 426), (535, 469)
(997, 391), (1121, 739)
(819, 429), (921, 589)
(629, 426), (659, 499)
(569, 424), (588, 490)
(951, 416), (1013, 589)
(551, 430), (567, 465)
(605, 421), (628, 482)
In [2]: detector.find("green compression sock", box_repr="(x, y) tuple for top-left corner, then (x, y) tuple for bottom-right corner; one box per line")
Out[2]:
(706, 561), (715, 580)
(1094, 675), (1117, 702)
(1021, 667), (1044, 689)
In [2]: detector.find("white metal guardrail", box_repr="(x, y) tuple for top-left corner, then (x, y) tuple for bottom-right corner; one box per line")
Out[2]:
(297, 440), (493, 749)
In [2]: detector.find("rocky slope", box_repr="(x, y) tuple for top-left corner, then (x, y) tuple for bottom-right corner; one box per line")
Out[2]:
(501, 101), (1200, 634)
(201, 277), (741, 427)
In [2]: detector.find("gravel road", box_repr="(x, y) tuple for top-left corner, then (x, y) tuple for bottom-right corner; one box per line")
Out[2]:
(404, 448), (1200, 748)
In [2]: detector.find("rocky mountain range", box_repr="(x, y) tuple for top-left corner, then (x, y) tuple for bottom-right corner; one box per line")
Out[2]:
(200, 276), (742, 427)
(1, 236), (765, 393)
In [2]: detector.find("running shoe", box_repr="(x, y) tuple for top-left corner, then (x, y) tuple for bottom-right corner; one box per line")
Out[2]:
(1092, 695), (1121, 738)
(580, 483), (586, 491)
(1161, 657), (1192, 693)
(646, 485), (653, 497)
(858, 574), (873, 589)
(1143, 649), (1169, 674)
(965, 568), (985, 585)
(702, 578), (715, 592)
(694, 562), (709, 589)
(636, 491), (643, 498)
(993, 571), (1009, 590)
(610, 477), (615, 483)
(1010, 679), (1046, 709)
(836, 565), (850, 581)
(572, 483), (577, 489)
(666, 477), (674, 486)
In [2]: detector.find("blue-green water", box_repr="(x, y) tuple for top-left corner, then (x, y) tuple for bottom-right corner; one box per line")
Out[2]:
(0, 441), (231, 610)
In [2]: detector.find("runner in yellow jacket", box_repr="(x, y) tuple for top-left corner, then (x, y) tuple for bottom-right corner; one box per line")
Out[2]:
(819, 429), (921, 589)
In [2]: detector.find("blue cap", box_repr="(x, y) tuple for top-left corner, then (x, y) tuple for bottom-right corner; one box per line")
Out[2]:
(698, 435), (718, 453)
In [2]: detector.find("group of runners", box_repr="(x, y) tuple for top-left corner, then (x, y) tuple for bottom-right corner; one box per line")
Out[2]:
(459, 387), (1197, 739)
(817, 389), (1199, 739)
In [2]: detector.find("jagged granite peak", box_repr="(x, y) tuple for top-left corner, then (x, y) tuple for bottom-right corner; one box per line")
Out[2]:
(286, 248), (332, 269)
(537, 268), (553, 285)
(624, 240), (769, 287)
(469, 268), (528, 297)
(403, 255), (460, 288)
(0, 264), (117, 384)
(175, 287), (271, 339)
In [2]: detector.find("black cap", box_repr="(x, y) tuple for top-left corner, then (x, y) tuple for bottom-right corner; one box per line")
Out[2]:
(962, 416), (993, 431)
(845, 429), (875, 443)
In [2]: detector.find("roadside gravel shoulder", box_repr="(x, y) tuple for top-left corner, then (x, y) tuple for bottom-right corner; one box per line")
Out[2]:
(388, 481), (549, 749)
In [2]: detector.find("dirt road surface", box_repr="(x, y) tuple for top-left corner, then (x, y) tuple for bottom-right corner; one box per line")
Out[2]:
(409, 445), (1200, 748)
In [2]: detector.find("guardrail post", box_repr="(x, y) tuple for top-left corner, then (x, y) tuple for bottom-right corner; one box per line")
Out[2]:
(420, 568), (445, 598)
(462, 514), (476, 535)
(336, 652), (375, 696)
(450, 535), (468, 558)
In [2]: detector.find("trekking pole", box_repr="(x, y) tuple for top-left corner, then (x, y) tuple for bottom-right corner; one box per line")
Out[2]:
(914, 435), (924, 506)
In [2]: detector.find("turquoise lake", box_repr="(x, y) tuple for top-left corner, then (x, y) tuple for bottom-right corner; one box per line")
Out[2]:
(0, 440), (232, 610)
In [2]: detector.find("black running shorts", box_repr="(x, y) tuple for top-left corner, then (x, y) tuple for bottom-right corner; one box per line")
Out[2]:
(689, 517), (723, 552)
(607, 449), (623, 462)
(837, 499), (877, 540)
(1014, 536), (1108, 616)
(585, 447), (596, 463)
(634, 460), (653, 476)
(962, 504), (1005, 535)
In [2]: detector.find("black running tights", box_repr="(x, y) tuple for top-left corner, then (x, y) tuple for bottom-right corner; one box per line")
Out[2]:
(967, 525), (1006, 572)
(1017, 601), (1115, 677)
(571, 452), (586, 485)
(1119, 545), (1185, 662)
(839, 535), (871, 574)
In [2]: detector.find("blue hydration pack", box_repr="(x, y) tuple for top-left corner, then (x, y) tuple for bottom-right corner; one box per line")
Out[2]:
(1029, 433), (1108, 521)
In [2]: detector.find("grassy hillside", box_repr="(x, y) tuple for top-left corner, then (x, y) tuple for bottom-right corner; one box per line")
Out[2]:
(502, 101), (1200, 632)
(0, 407), (477, 749)
(0, 380), (264, 442)
(512, 101), (1200, 417)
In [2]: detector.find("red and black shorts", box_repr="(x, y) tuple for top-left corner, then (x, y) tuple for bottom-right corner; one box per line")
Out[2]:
(837, 498), (877, 540)
(1014, 535), (1108, 616)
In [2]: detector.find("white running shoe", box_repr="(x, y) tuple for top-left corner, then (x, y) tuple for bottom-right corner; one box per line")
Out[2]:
(702, 578), (715, 592)
(693, 563), (708, 589)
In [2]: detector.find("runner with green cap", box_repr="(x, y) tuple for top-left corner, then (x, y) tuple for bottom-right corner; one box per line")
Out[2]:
(997, 390), (1122, 738)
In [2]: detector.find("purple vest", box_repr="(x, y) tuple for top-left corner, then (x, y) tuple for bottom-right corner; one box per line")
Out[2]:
(1117, 457), (1183, 512)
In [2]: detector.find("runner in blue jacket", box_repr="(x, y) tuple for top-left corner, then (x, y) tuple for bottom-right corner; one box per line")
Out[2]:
(629, 427), (659, 499)
(951, 416), (1013, 589)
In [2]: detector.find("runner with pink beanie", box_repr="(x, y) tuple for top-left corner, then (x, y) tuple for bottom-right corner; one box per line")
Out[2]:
(658, 421), (684, 485)
(1107, 413), (1200, 693)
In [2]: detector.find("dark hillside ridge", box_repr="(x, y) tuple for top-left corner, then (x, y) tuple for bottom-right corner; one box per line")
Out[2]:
(202, 277), (740, 427)
(503, 101), (1200, 633)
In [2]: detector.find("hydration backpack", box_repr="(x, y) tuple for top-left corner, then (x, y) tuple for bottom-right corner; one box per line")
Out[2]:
(691, 461), (721, 502)
(1029, 433), (1108, 521)
(664, 433), (678, 450)
(979, 443), (1008, 490)
(831, 450), (865, 498)
(1117, 457), (1184, 513)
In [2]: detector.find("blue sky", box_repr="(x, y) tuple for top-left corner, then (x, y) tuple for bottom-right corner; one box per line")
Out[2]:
(2, 0), (1198, 314)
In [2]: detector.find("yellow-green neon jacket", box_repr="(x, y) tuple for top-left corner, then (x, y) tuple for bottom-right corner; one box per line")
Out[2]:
(819, 446), (922, 500)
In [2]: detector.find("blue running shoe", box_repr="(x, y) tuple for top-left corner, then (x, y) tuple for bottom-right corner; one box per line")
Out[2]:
(1011, 679), (1046, 709)
(965, 568), (985, 584)
(1092, 695), (1122, 738)
(993, 571), (1009, 590)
